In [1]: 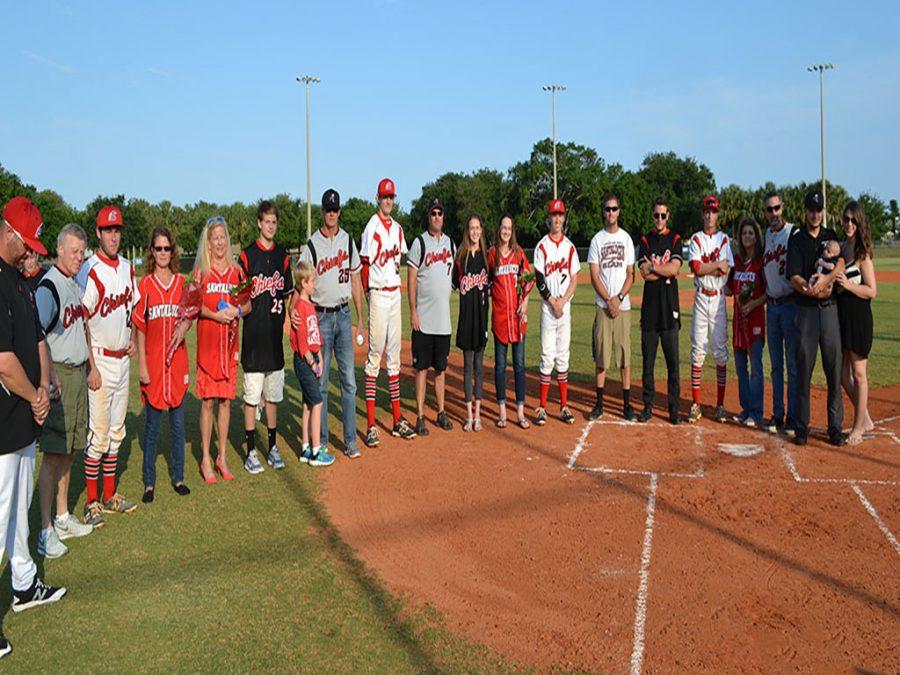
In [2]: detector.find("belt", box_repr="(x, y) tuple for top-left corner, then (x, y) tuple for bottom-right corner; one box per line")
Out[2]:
(371, 286), (399, 292)
(767, 294), (795, 305)
(818, 299), (835, 308)
(53, 361), (87, 371)
(314, 302), (348, 314)
(699, 288), (719, 297)
(93, 346), (128, 359)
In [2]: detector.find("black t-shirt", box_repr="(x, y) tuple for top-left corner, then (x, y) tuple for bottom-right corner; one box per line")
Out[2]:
(452, 249), (490, 351)
(638, 229), (682, 332)
(22, 265), (46, 293)
(238, 240), (294, 372)
(0, 260), (44, 453)
(786, 226), (839, 307)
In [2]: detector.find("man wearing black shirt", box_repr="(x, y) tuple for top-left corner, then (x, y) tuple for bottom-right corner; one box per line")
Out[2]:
(637, 198), (683, 424)
(0, 197), (67, 659)
(786, 188), (845, 446)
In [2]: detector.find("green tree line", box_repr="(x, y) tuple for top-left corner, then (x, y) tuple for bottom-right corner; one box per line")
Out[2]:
(2, 140), (896, 258)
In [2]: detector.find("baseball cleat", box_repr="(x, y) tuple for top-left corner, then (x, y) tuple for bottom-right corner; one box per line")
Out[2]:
(741, 417), (757, 428)
(11, 578), (67, 613)
(587, 403), (603, 421)
(687, 403), (702, 424)
(560, 407), (576, 424)
(365, 426), (380, 447)
(83, 501), (105, 528)
(102, 493), (137, 514)
(266, 445), (286, 470)
(534, 407), (548, 426)
(623, 405), (636, 422)
(436, 410), (453, 431)
(392, 419), (417, 440)
(763, 416), (783, 433)
(244, 450), (265, 474)
(829, 431), (848, 447)
(0, 636), (10, 659)
(714, 405), (728, 423)
(415, 416), (429, 436)
(637, 408), (653, 423)
(794, 434), (808, 446)
(669, 413), (682, 426)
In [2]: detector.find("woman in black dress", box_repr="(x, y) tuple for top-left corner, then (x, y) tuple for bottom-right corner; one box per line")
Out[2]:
(453, 214), (490, 431)
(836, 201), (877, 445)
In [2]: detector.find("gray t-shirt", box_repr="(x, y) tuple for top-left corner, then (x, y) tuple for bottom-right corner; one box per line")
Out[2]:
(35, 265), (90, 366)
(407, 231), (455, 335)
(299, 227), (361, 309)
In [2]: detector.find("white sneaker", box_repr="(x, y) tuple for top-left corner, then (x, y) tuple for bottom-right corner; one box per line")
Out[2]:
(244, 449), (265, 474)
(38, 528), (68, 559)
(54, 513), (93, 540)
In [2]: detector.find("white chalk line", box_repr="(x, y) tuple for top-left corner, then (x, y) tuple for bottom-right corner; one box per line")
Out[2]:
(872, 414), (900, 426)
(851, 482), (900, 557)
(779, 445), (900, 486)
(566, 420), (596, 469)
(629, 473), (659, 675)
(577, 465), (704, 479)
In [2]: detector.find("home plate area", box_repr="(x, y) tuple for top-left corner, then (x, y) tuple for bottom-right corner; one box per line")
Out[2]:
(565, 416), (899, 673)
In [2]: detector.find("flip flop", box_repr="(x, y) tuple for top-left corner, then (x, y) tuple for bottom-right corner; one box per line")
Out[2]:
(496, 418), (507, 429)
(517, 418), (531, 429)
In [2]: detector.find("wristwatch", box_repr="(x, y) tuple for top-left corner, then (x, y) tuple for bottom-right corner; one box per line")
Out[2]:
(617, 292), (625, 302)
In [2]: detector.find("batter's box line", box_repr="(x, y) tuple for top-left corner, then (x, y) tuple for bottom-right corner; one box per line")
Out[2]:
(577, 465), (705, 479)
(779, 445), (900, 487)
(566, 420), (706, 472)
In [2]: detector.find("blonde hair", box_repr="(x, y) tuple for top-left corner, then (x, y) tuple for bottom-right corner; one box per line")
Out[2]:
(295, 260), (315, 288)
(194, 217), (234, 278)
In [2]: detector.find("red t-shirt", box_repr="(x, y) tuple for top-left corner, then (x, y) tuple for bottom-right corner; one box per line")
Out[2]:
(133, 273), (189, 409)
(729, 256), (766, 351)
(487, 246), (532, 344)
(290, 296), (322, 356)
(196, 265), (244, 381)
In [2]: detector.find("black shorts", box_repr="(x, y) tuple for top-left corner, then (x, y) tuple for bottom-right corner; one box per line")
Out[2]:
(411, 330), (450, 372)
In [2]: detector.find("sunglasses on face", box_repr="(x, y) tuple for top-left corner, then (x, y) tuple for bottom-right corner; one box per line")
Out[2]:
(324, 208), (340, 214)
(843, 216), (858, 225)
(652, 212), (668, 220)
(604, 206), (619, 213)
(765, 204), (782, 213)
(207, 216), (225, 226)
(430, 210), (443, 217)
(153, 246), (172, 252)
(807, 206), (824, 213)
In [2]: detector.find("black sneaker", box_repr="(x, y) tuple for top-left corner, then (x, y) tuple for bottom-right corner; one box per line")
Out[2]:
(11, 578), (67, 613)
(365, 426), (380, 448)
(829, 431), (848, 447)
(587, 403), (603, 421)
(637, 408), (653, 423)
(391, 419), (417, 440)
(794, 434), (808, 446)
(623, 405), (636, 422)
(669, 413), (682, 426)
(0, 636), (10, 659)
(415, 416), (429, 437)
(763, 416), (783, 433)
(436, 410), (453, 431)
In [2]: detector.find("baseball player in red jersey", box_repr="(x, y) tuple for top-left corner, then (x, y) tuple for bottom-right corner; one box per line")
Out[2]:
(79, 205), (140, 520)
(133, 226), (191, 502)
(360, 178), (416, 446)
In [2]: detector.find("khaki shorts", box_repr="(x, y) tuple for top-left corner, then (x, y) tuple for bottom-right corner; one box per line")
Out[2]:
(41, 362), (88, 454)
(242, 369), (285, 406)
(592, 307), (632, 371)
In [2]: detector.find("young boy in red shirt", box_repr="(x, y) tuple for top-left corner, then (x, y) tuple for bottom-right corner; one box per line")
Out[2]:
(290, 262), (334, 467)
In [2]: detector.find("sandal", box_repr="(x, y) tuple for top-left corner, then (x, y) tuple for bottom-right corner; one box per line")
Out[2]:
(463, 419), (473, 432)
(473, 418), (483, 432)
(517, 418), (531, 429)
(496, 418), (507, 429)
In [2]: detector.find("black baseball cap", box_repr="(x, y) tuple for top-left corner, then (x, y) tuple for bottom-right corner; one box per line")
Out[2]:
(322, 189), (340, 211)
(427, 197), (444, 213)
(804, 188), (824, 211)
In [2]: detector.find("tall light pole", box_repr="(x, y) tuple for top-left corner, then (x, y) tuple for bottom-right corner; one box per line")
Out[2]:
(807, 64), (834, 225)
(542, 84), (566, 199)
(296, 75), (320, 243)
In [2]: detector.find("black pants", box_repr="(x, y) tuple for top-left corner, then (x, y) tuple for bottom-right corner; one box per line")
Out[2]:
(641, 326), (680, 415)
(795, 302), (843, 438)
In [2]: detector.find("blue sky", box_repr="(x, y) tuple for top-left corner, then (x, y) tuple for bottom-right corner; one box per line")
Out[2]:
(2, 0), (898, 210)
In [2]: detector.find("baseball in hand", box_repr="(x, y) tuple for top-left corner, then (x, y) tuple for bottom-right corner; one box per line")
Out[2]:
(356, 333), (364, 346)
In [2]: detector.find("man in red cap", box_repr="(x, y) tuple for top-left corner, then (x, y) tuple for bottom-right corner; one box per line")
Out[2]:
(532, 198), (580, 425)
(359, 178), (416, 446)
(0, 197), (67, 658)
(78, 205), (140, 521)
(687, 195), (733, 423)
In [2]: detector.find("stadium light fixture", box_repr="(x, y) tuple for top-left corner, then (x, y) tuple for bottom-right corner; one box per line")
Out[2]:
(296, 76), (321, 243)
(807, 64), (835, 225)
(542, 84), (566, 199)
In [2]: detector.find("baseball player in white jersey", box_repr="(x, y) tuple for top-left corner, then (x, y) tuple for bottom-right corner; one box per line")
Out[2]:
(360, 178), (416, 446)
(687, 195), (733, 423)
(79, 205), (140, 519)
(532, 199), (580, 426)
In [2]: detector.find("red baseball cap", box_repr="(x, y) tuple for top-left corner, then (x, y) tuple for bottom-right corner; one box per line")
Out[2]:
(377, 178), (396, 198)
(701, 195), (719, 212)
(548, 199), (566, 214)
(3, 197), (47, 255)
(97, 205), (124, 228)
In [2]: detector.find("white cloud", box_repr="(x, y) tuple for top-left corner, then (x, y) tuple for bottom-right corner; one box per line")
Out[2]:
(22, 50), (76, 75)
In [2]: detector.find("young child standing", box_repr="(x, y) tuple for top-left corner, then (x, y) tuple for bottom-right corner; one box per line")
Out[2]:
(291, 262), (334, 467)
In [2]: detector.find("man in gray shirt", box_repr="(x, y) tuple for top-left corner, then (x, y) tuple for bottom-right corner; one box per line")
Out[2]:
(407, 198), (455, 436)
(35, 224), (98, 559)
(297, 189), (366, 459)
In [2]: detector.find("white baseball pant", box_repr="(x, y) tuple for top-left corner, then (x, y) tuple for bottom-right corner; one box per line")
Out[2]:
(86, 352), (131, 461)
(0, 442), (38, 592)
(690, 291), (729, 366)
(365, 289), (402, 378)
(539, 301), (571, 375)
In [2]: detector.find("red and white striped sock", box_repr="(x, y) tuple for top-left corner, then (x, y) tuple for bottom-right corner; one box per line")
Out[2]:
(388, 374), (401, 425)
(691, 365), (702, 404)
(539, 374), (551, 408)
(558, 371), (569, 408)
(365, 375), (377, 428)
(85, 456), (100, 503)
(716, 364), (727, 406)
(101, 453), (118, 502)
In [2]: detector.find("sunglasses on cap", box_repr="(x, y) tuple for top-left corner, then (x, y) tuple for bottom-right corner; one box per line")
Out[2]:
(765, 204), (782, 213)
(604, 206), (619, 213)
(207, 216), (226, 226)
(652, 212), (668, 220)
(429, 210), (443, 217)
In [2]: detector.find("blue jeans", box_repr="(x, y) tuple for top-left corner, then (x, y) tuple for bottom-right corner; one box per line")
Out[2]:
(494, 336), (526, 405)
(735, 339), (764, 423)
(143, 399), (186, 488)
(767, 297), (798, 425)
(316, 305), (358, 450)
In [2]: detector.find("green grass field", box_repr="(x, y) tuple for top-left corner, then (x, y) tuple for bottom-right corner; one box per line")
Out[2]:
(2, 258), (896, 671)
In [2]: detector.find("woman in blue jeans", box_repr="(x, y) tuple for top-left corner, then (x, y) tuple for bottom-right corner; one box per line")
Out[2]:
(488, 215), (533, 429)
(727, 217), (767, 426)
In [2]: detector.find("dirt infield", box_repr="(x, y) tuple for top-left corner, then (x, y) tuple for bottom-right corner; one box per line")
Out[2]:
(322, 346), (899, 672)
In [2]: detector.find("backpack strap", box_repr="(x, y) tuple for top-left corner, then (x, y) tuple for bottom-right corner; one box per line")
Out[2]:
(306, 239), (318, 268)
(38, 277), (61, 332)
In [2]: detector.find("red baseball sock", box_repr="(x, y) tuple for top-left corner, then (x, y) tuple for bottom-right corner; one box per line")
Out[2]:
(691, 365), (702, 404)
(558, 371), (569, 408)
(365, 375), (376, 428)
(85, 456), (100, 503)
(539, 374), (551, 408)
(716, 364), (727, 406)
(101, 454), (118, 502)
(389, 374), (401, 425)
